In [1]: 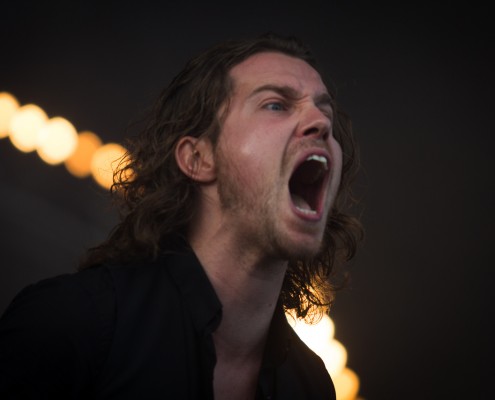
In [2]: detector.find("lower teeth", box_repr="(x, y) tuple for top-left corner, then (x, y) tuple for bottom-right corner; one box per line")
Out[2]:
(296, 206), (316, 215)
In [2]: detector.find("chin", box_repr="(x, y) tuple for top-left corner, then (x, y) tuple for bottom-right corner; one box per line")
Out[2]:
(276, 235), (324, 261)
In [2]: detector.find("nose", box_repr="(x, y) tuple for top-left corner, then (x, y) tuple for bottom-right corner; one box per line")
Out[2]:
(298, 105), (331, 141)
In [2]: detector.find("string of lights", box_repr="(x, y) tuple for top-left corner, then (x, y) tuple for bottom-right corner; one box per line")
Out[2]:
(0, 92), (126, 189)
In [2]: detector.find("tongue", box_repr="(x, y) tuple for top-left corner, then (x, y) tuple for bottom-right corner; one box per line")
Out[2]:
(292, 194), (312, 211)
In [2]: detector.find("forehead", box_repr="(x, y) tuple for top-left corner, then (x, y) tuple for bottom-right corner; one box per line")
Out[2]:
(229, 52), (328, 96)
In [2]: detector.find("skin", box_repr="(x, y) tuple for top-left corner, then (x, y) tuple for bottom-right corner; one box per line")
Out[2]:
(176, 52), (343, 400)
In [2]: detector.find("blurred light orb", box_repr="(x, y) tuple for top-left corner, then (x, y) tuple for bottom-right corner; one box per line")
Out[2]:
(65, 131), (102, 178)
(333, 367), (360, 400)
(90, 142), (127, 189)
(322, 339), (348, 379)
(285, 310), (357, 398)
(36, 117), (78, 165)
(288, 313), (335, 354)
(9, 104), (48, 152)
(0, 92), (20, 138)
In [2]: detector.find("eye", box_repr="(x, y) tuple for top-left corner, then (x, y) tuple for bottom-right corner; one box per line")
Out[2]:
(263, 101), (287, 111)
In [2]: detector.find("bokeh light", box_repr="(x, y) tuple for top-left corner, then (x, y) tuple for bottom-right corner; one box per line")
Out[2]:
(333, 367), (360, 400)
(36, 117), (79, 165)
(288, 312), (335, 355)
(321, 339), (348, 378)
(0, 92), (20, 138)
(65, 131), (102, 178)
(9, 104), (48, 152)
(286, 311), (359, 400)
(90, 142), (127, 189)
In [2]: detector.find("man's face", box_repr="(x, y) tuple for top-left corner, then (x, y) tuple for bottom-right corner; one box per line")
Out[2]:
(214, 51), (343, 260)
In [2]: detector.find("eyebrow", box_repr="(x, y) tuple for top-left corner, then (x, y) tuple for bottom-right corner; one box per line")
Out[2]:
(248, 84), (334, 115)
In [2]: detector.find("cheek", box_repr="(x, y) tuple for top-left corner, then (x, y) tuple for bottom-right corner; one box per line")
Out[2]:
(219, 115), (286, 181)
(216, 139), (259, 190)
(225, 135), (276, 175)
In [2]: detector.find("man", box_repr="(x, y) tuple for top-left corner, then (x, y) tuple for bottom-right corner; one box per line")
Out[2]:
(0, 33), (362, 399)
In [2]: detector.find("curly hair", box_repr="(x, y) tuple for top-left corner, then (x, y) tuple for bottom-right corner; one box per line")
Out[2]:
(79, 32), (363, 319)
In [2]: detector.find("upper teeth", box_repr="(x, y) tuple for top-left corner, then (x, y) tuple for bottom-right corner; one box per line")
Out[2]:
(306, 155), (328, 170)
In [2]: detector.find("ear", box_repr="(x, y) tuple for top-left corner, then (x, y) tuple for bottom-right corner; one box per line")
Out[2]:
(175, 136), (216, 183)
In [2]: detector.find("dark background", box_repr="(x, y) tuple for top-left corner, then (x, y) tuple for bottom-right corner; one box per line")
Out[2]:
(0, 2), (491, 399)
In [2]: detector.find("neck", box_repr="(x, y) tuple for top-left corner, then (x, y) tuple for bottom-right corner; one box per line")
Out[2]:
(188, 190), (290, 399)
(192, 232), (287, 355)
(190, 234), (287, 400)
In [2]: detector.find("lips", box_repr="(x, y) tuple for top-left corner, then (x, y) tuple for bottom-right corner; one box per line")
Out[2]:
(289, 152), (330, 218)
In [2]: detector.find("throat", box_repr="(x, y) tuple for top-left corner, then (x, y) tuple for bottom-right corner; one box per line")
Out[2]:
(291, 193), (317, 214)
(292, 193), (312, 210)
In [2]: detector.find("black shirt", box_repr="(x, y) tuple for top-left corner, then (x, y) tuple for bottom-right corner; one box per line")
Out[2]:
(0, 247), (336, 399)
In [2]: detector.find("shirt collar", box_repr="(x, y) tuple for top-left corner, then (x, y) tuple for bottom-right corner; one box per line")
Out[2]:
(162, 244), (222, 335)
(161, 239), (292, 365)
(262, 302), (293, 368)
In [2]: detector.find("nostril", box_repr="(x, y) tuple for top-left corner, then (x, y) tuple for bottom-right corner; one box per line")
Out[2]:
(303, 126), (329, 140)
(303, 127), (320, 137)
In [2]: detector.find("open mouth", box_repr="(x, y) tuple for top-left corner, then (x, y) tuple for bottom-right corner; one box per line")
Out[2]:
(289, 154), (329, 216)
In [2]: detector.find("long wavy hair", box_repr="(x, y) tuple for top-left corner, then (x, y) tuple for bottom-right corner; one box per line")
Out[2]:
(80, 32), (364, 319)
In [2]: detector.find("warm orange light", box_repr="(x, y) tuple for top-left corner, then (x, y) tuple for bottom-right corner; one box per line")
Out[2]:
(333, 367), (360, 400)
(90, 142), (127, 189)
(287, 312), (335, 355)
(36, 117), (79, 165)
(322, 339), (348, 379)
(286, 311), (359, 399)
(0, 92), (20, 138)
(9, 104), (48, 152)
(65, 131), (102, 178)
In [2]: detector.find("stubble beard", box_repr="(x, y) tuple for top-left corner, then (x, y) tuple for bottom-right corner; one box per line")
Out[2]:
(215, 148), (324, 262)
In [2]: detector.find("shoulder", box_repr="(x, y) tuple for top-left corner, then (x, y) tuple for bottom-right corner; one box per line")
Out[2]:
(1, 256), (175, 327)
(0, 266), (117, 396)
(0, 257), (182, 396)
(0, 266), (119, 361)
(2, 266), (115, 324)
